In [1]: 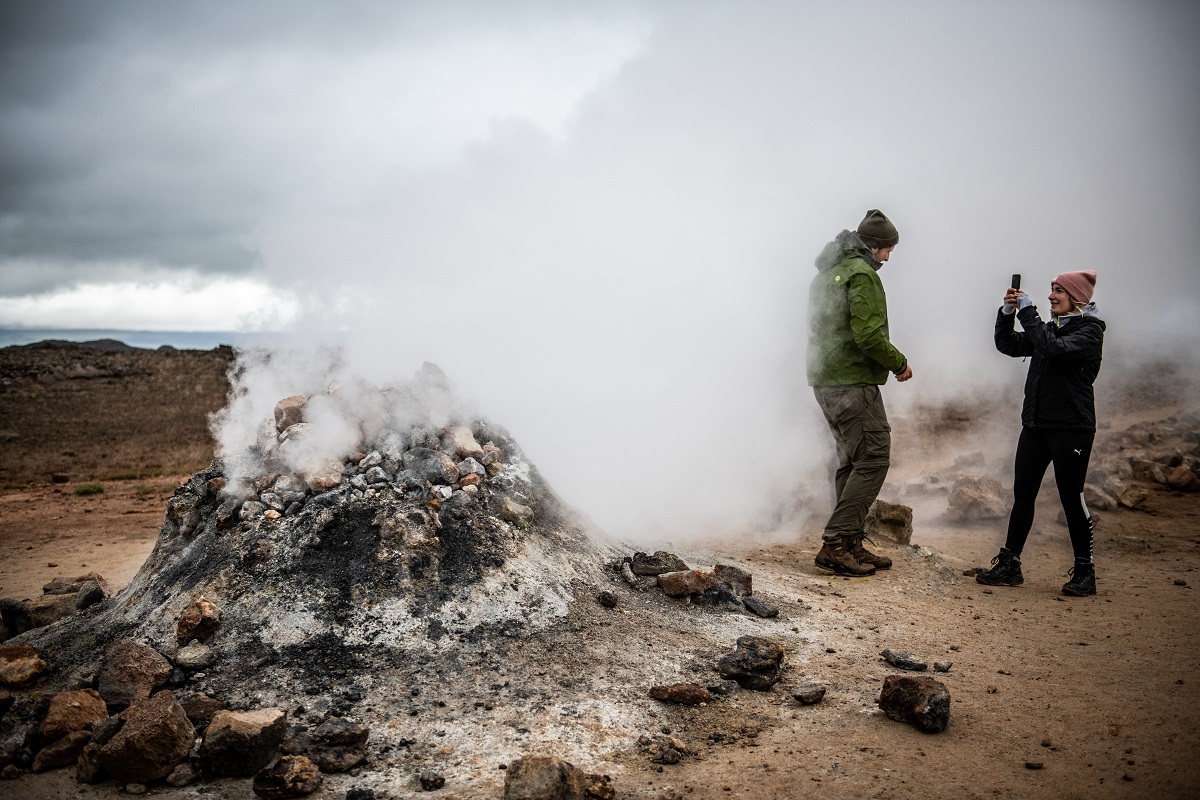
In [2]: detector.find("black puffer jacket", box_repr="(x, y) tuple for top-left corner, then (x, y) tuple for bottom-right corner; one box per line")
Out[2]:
(995, 305), (1105, 430)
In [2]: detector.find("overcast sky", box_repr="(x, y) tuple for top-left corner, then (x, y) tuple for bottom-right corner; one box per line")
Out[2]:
(2, 0), (1198, 535)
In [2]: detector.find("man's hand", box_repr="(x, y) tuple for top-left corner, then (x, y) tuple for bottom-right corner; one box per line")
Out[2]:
(895, 364), (913, 382)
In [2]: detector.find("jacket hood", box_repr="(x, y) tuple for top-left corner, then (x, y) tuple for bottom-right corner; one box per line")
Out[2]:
(815, 229), (881, 273)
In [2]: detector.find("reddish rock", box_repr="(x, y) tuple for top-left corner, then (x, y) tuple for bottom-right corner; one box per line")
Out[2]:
(274, 396), (308, 433)
(649, 683), (713, 705)
(657, 569), (716, 598)
(503, 754), (588, 800)
(39, 689), (107, 741)
(717, 636), (784, 690)
(253, 754), (323, 798)
(1167, 466), (1200, 492)
(32, 730), (91, 772)
(0, 642), (48, 687)
(459, 473), (482, 488)
(176, 596), (222, 643)
(42, 572), (109, 596)
(878, 674), (951, 733)
(97, 690), (195, 784)
(76, 742), (107, 784)
(713, 564), (752, 597)
(199, 708), (288, 776)
(178, 691), (227, 727)
(26, 593), (78, 628)
(97, 640), (170, 708)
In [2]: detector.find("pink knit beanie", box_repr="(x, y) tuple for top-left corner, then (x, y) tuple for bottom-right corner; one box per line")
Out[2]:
(1053, 270), (1096, 304)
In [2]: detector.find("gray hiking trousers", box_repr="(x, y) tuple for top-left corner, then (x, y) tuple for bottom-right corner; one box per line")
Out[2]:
(813, 385), (891, 542)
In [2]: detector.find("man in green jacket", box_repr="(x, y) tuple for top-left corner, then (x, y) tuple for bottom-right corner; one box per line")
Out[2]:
(807, 209), (912, 576)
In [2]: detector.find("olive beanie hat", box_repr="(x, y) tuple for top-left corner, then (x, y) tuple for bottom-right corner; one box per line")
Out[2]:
(856, 209), (899, 248)
(1054, 270), (1097, 304)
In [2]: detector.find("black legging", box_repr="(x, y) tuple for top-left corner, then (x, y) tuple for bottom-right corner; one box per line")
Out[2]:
(1004, 427), (1095, 561)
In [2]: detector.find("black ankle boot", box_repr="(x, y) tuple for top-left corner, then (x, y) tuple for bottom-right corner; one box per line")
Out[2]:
(1062, 560), (1096, 596)
(975, 547), (1023, 586)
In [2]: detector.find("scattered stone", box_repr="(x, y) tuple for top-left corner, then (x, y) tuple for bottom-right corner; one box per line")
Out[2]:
(284, 717), (369, 773)
(419, 770), (446, 791)
(741, 595), (779, 618)
(503, 754), (589, 799)
(76, 742), (107, 784)
(457, 457), (486, 480)
(177, 596), (222, 643)
(649, 683), (713, 705)
(865, 499), (914, 545)
(75, 580), (107, 610)
(125, 783), (148, 794)
(176, 640), (215, 670)
(97, 690), (195, 784)
(1175, 579), (1188, 587)
(1117, 487), (1149, 509)
(713, 564), (752, 597)
(177, 691), (227, 727)
(881, 649), (928, 671)
(0, 642), (48, 687)
(878, 675), (951, 733)
(403, 447), (459, 485)
(166, 762), (199, 787)
(275, 396), (308, 433)
(1025, 761), (1044, 770)
(363, 466), (391, 485)
(933, 661), (952, 673)
(1084, 484), (1118, 512)
(97, 639), (171, 709)
(199, 708), (288, 776)
(39, 688), (107, 741)
(945, 477), (1007, 522)
(500, 497), (535, 527)
(443, 427), (485, 461)
(597, 591), (618, 609)
(32, 729), (91, 772)
(254, 755), (324, 798)
(657, 569), (716, 598)
(26, 593), (79, 628)
(643, 736), (690, 765)
(630, 551), (689, 576)
(792, 684), (827, 705)
(1167, 466), (1200, 492)
(717, 636), (784, 690)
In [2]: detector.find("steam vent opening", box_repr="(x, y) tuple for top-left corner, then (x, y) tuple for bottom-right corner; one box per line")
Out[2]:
(2, 359), (798, 796)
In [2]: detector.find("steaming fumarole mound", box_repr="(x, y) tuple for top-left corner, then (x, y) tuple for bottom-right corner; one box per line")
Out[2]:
(18, 364), (618, 695)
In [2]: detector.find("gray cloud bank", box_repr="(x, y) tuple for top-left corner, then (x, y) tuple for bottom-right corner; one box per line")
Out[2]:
(3, 0), (1198, 537)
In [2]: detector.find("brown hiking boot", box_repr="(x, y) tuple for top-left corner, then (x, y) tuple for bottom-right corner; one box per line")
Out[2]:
(849, 534), (892, 570)
(815, 539), (876, 576)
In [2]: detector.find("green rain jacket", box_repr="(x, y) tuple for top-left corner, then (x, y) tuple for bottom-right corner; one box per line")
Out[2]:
(806, 229), (906, 386)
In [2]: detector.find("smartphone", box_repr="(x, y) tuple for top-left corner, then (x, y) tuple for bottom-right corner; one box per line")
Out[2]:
(1010, 273), (1021, 291)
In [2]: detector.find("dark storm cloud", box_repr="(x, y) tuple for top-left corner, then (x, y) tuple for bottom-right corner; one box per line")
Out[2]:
(0, 0), (650, 293)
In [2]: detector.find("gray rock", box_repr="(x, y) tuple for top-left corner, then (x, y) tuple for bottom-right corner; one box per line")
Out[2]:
(933, 661), (952, 673)
(443, 426), (485, 461)
(175, 640), (214, 670)
(630, 551), (689, 576)
(865, 499), (914, 545)
(878, 675), (950, 733)
(457, 457), (486, 478)
(402, 447), (459, 485)
(945, 477), (1007, 522)
(500, 497), (534, 527)
(75, 580), (107, 610)
(713, 564), (752, 597)
(742, 595), (779, 618)
(241, 500), (268, 520)
(881, 649), (927, 671)
(792, 683), (827, 705)
(274, 396), (307, 433)
(166, 762), (199, 787)
(260, 492), (285, 511)
(363, 466), (392, 485)
(274, 474), (307, 495)
(717, 636), (784, 690)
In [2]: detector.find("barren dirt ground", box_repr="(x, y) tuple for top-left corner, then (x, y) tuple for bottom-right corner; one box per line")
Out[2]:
(1, 344), (1198, 799)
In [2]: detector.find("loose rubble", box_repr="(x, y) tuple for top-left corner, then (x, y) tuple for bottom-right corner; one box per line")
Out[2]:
(877, 675), (951, 733)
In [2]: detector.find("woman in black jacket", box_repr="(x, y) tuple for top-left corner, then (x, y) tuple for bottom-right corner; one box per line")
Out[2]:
(977, 270), (1105, 596)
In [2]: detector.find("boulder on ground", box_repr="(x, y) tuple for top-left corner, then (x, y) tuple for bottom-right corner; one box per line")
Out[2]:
(500, 497), (534, 528)
(26, 593), (79, 629)
(713, 564), (752, 597)
(97, 639), (171, 709)
(403, 447), (459, 485)
(657, 570), (716, 598)
(717, 636), (784, 690)
(96, 690), (195, 784)
(865, 499), (914, 545)
(503, 754), (589, 800)
(1168, 466), (1200, 492)
(0, 642), (48, 687)
(630, 551), (689, 576)
(945, 477), (1008, 522)
(443, 426), (485, 460)
(1084, 484), (1118, 511)
(199, 708), (288, 776)
(42, 573), (109, 596)
(282, 717), (369, 773)
(649, 683), (713, 705)
(792, 683), (826, 705)
(32, 729), (91, 772)
(274, 396), (307, 433)
(253, 754), (323, 799)
(878, 674), (950, 733)
(176, 596), (222, 643)
(881, 648), (928, 671)
(39, 688), (107, 741)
